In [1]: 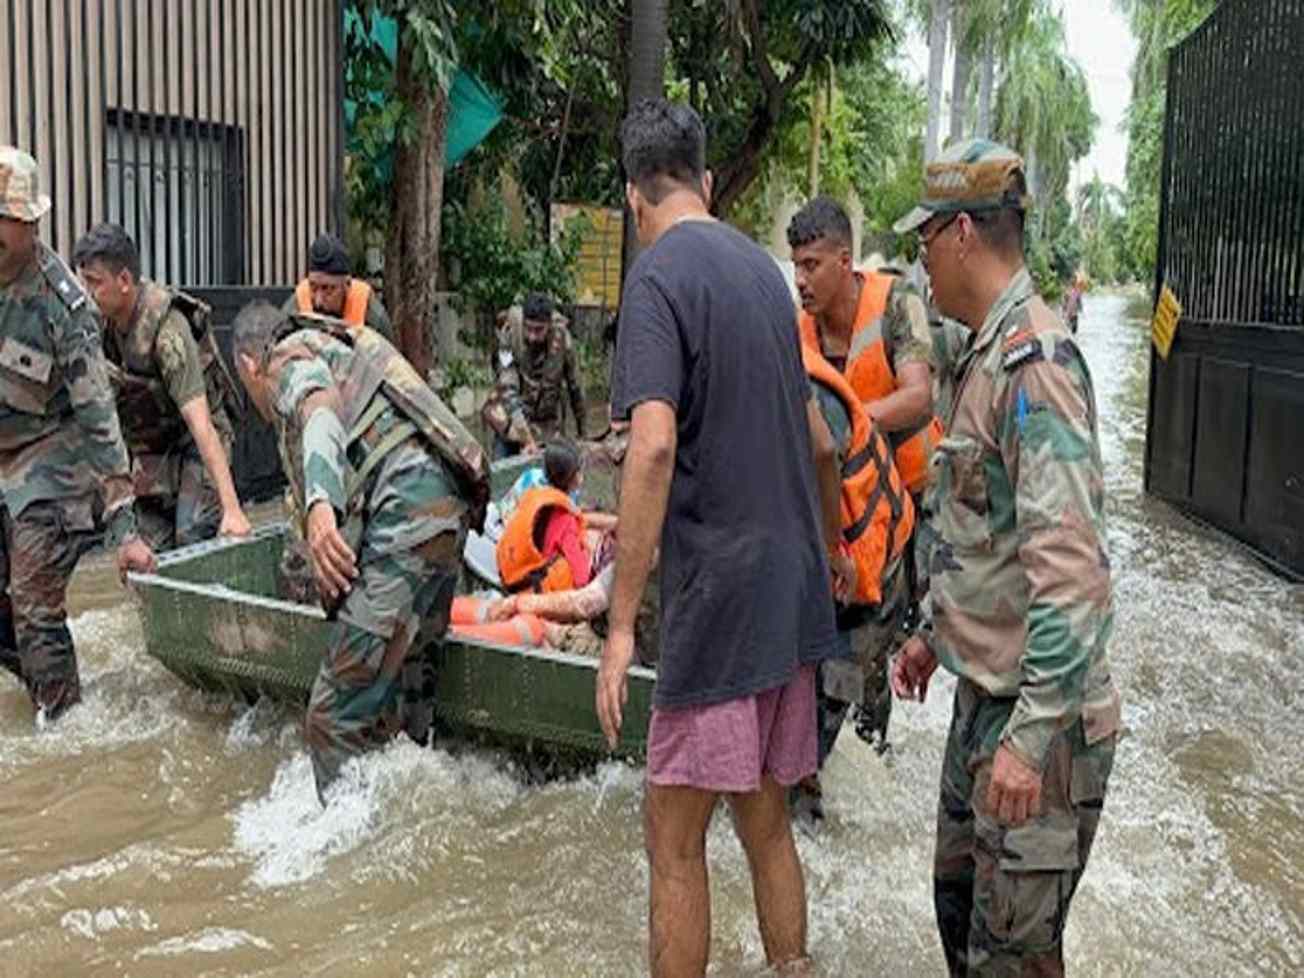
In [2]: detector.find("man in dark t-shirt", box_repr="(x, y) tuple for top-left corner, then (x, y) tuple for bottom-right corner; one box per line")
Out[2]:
(595, 99), (849, 978)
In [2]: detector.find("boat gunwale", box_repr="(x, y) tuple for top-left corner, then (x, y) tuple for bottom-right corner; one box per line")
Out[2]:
(127, 522), (658, 680)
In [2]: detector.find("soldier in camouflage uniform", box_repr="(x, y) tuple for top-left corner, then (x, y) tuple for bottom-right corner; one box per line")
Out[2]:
(231, 301), (489, 802)
(480, 292), (585, 458)
(0, 147), (156, 721)
(890, 140), (1121, 977)
(72, 223), (251, 550)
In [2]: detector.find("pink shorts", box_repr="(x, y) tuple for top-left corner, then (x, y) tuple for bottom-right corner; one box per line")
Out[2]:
(646, 665), (818, 792)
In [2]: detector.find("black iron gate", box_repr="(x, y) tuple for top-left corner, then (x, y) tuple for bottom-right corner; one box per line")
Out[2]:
(1146, 0), (1304, 578)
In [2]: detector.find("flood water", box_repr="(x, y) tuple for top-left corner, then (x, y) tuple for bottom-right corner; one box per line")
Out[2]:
(1, 292), (1301, 977)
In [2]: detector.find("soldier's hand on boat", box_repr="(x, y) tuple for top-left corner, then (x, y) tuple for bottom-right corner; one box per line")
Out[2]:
(597, 629), (636, 750)
(306, 501), (358, 602)
(117, 536), (157, 584)
(219, 506), (253, 539)
(986, 743), (1042, 827)
(891, 635), (938, 703)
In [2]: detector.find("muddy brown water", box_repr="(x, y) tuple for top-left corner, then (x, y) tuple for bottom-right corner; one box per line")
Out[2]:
(1, 292), (1301, 977)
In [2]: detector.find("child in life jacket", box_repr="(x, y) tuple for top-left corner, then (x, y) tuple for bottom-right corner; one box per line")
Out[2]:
(495, 441), (616, 593)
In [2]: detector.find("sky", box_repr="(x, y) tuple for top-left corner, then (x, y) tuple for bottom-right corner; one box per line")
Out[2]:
(897, 1), (1139, 192)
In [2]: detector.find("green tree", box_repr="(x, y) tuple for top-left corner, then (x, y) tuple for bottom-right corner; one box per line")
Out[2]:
(1113, 0), (1218, 280)
(992, 9), (1096, 242)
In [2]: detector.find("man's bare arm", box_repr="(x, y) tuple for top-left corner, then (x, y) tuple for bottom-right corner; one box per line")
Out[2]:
(866, 361), (933, 431)
(607, 401), (677, 636)
(178, 396), (250, 534)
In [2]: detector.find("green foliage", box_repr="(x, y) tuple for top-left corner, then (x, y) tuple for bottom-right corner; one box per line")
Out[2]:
(344, 1), (462, 235)
(729, 50), (926, 254)
(575, 339), (611, 402)
(1114, 0), (1218, 280)
(440, 198), (591, 333)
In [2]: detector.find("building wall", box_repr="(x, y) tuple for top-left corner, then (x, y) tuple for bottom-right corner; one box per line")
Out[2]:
(1, 0), (344, 287)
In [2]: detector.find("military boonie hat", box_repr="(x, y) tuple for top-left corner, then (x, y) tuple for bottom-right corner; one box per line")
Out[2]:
(0, 146), (52, 223)
(893, 138), (1029, 235)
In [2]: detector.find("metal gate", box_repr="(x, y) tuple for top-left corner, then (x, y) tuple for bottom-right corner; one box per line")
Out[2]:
(1146, 0), (1304, 578)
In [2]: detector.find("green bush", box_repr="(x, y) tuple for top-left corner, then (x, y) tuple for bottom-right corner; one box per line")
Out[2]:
(441, 197), (590, 348)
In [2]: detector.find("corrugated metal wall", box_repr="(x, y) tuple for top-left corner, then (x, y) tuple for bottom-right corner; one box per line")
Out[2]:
(0, 0), (344, 287)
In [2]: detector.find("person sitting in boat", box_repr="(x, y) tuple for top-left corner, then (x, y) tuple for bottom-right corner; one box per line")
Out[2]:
(230, 301), (490, 804)
(495, 441), (616, 595)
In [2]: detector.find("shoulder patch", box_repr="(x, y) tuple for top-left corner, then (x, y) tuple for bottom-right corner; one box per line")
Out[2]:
(39, 250), (87, 312)
(1001, 338), (1043, 372)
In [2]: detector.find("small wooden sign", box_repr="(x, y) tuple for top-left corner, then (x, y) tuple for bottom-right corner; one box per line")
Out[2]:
(1152, 284), (1183, 360)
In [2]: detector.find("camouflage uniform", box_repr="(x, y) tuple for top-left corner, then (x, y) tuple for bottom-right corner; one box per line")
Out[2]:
(264, 314), (488, 799)
(481, 306), (585, 458)
(277, 286), (394, 602)
(0, 240), (138, 717)
(102, 282), (237, 551)
(0, 507), (17, 679)
(921, 268), (1120, 976)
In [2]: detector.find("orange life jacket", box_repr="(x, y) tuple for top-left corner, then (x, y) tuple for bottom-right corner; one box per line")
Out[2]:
(496, 486), (588, 594)
(804, 346), (916, 608)
(799, 271), (944, 496)
(296, 278), (371, 327)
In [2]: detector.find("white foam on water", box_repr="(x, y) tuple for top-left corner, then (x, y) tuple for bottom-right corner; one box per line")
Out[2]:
(60, 906), (157, 940)
(134, 926), (273, 958)
(224, 696), (296, 753)
(231, 739), (527, 890)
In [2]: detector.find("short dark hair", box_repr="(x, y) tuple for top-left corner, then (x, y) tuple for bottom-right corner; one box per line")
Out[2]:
(620, 99), (706, 205)
(232, 300), (289, 363)
(543, 440), (581, 491)
(523, 292), (553, 322)
(786, 196), (853, 251)
(970, 171), (1028, 258)
(72, 222), (140, 280)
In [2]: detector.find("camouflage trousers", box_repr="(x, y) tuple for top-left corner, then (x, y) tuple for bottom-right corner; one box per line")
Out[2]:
(933, 679), (1116, 977)
(133, 446), (226, 552)
(815, 566), (909, 765)
(0, 498), (99, 718)
(0, 507), (17, 681)
(304, 525), (465, 802)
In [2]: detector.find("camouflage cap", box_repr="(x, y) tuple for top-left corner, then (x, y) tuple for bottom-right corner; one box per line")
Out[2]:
(893, 138), (1029, 235)
(0, 146), (52, 222)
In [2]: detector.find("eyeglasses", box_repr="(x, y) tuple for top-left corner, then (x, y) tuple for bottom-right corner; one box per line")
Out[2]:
(918, 213), (960, 260)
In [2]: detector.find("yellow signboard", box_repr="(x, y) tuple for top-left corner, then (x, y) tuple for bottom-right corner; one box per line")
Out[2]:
(552, 203), (623, 309)
(1152, 284), (1183, 360)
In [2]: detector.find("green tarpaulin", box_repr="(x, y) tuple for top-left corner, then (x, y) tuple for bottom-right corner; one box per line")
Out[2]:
(344, 5), (503, 167)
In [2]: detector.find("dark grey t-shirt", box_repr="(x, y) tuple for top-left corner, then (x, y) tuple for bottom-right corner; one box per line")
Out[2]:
(611, 219), (841, 709)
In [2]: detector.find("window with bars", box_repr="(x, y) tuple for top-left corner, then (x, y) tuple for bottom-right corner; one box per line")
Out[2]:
(105, 110), (245, 286)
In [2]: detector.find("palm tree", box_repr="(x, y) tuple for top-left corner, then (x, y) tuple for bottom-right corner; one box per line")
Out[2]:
(1076, 173), (1123, 235)
(923, 0), (950, 161)
(992, 8), (1097, 238)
